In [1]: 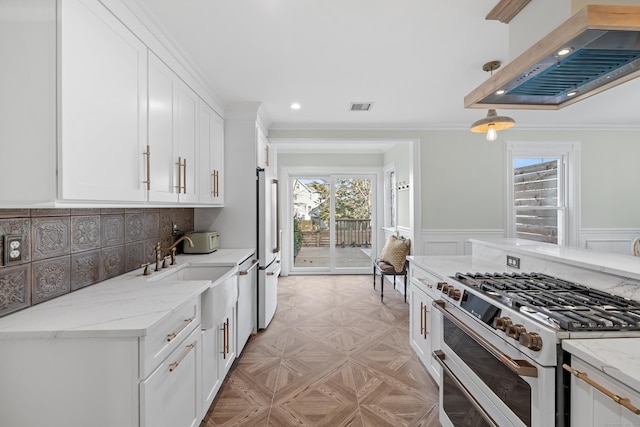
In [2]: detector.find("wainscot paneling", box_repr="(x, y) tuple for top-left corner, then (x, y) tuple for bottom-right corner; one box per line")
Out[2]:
(580, 228), (640, 256)
(421, 229), (505, 256)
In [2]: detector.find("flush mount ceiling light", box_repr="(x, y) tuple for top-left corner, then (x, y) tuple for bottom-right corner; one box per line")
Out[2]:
(470, 109), (515, 141)
(290, 103), (301, 110)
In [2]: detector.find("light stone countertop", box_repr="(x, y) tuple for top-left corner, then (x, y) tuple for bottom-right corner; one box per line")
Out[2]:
(470, 238), (640, 281)
(407, 255), (506, 279)
(0, 249), (255, 340)
(562, 338), (640, 393)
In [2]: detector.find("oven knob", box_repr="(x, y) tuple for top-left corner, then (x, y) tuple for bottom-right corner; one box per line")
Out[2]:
(447, 287), (461, 301)
(519, 332), (543, 351)
(493, 317), (512, 331)
(436, 281), (446, 290)
(507, 324), (526, 340)
(441, 284), (450, 294)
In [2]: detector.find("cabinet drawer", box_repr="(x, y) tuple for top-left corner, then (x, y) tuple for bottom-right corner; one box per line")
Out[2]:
(140, 297), (201, 378)
(410, 265), (447, 298)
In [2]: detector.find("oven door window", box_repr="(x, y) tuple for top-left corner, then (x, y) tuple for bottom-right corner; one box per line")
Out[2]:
(444, 317), (532, 426)
(442, 369), (494, 427)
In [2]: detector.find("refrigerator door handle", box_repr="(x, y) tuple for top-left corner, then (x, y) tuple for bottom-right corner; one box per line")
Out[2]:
(272, 178), (280, 254)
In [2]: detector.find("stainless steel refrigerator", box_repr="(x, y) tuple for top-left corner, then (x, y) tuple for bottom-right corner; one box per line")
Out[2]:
(257, 167), (280, 329)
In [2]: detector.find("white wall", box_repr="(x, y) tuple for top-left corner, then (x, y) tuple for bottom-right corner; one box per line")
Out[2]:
(269, 128), (640, 255)
(382, 143), (411, 228)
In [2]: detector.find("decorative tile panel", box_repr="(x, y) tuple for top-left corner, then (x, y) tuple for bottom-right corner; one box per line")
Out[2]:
(101, 214), (124, 247)
(125, 242), (144, 272)
(125, 214), (144, 243)
(143, 212), (159, 240)
(0, 208), (193, 318)
(32, 217), (70, 261)
(32, 256), (70, 304)
(0, 209), (29, 219)
(0, 264), (31, 317)
(102, 246), (125, 280)
(71, 250), (101, 290)
(71, 215), (101, 253)
(0, 218), (31, 266)
(31, 209), (70, 217)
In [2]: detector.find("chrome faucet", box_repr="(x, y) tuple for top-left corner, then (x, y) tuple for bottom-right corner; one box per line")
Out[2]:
(158, 236), (194, 266)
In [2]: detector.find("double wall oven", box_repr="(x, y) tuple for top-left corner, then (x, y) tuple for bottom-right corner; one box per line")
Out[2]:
(429, 271), (640, 427)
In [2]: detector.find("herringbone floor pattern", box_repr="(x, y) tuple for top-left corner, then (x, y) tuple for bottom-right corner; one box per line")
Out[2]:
(201, 274), (440, 426)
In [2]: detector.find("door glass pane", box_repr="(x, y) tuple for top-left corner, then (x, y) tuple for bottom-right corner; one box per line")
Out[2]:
(334, 178), (372, 269)
(292, 178), (330, 269)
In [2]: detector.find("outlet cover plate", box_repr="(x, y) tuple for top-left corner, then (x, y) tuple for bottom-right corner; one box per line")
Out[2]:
(4, 235), (23, 265)
(507, 255), (520, 269)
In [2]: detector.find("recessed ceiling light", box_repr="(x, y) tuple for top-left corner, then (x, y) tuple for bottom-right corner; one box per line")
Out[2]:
(290, 103), (301, 110)
(496, 89), (506, 95)
(557, 47), (573, 56)
(566, 91), (577, 97)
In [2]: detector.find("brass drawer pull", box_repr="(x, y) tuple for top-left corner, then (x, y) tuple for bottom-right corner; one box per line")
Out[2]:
(239, 259), (259, 275)
(166, 317), (195, 342)
(169, 341), (197, 372)
(563, 363), (640, 415)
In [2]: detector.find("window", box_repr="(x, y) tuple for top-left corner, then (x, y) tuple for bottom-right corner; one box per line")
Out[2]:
(505, 142), (580, 246)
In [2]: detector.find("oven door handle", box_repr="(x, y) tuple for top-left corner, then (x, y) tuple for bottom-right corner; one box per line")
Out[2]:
(432, 300), (538, 378)
(432, 350), (500, 427)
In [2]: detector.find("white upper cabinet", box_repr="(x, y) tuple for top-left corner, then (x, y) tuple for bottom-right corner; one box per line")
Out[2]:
(256, 125), (270, 171)
(147, 52), (200, 204)
(148, 52), (177, 203)
(198, 100), (225, 206)
(176, 81), (199, 204)
(59, 0), (147, 202)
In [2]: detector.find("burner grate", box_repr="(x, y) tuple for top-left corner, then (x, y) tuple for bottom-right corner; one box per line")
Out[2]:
(453, 272), (640, 331)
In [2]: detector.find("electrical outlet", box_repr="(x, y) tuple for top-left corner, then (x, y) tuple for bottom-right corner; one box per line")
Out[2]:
(506, 255), (520, 269)
(4, 235), (23, 265)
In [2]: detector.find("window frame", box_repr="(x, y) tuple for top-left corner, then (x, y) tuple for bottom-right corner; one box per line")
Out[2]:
(505, 141), (581, 247)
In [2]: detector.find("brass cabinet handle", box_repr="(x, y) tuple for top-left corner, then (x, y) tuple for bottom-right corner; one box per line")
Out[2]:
(272, 178), (280, 253)
(563, 364), (640, 415)
(239, 259), (259, 275)
(432, 300), (538, 378)
(143, 145), (151, 190)
(432, 350), (499, 427)
(169, 341), (197, 372)
(422, 302), (428, 339)
(420, 302), (425, 337)
(166, 316), (195, 342)
(183, 158), (187, 194)
(175, 156), (182, 192)
(214, 170), (219, 197)
(221, 318), (229, 359)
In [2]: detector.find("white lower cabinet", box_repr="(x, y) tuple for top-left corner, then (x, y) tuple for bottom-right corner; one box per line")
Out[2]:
(201, 292), (238, 417)
(568, 356), (640, 427)
(141, 327), (202, 427)
(408, 264), (442, 383)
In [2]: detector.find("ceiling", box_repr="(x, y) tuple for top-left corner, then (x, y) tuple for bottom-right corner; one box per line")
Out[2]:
(133, 0), (640, 131)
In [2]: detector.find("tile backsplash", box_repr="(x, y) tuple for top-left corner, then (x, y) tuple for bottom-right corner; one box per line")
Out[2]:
(0, 208), (194, 318)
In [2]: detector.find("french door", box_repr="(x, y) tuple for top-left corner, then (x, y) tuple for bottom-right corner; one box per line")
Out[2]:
(291, 174), (375, 274)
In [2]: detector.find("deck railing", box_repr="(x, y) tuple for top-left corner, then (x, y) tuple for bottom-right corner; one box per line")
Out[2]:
(300, 219), (371, 247)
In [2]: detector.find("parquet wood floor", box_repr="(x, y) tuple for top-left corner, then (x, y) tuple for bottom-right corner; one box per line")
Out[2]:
(201, 275), (440, 427)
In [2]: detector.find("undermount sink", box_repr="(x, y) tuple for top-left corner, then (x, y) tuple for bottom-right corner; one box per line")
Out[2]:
(151, 264), (238, 329)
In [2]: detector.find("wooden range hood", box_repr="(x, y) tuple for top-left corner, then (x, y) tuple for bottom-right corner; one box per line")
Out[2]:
(465, 5), (640, 110)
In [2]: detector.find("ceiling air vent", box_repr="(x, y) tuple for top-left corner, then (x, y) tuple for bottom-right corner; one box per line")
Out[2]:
(350, 102), (373, 111)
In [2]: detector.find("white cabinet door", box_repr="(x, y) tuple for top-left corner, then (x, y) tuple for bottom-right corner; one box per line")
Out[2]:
(219, 307), (236, 378)
(147, 52), (178, 203)
(408, 268), (442, 383)
(256, 125), (270, 170)
(409, 284), (430, 363)
(59, 0), (147, 202)
(201, 327), (221, 418)
(176, 81), (199, 203)
(236, 257), (258, 355)
(141, 327), (201, 427)
(569, 357), (640, 427)
(198, 100), (224, 205)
